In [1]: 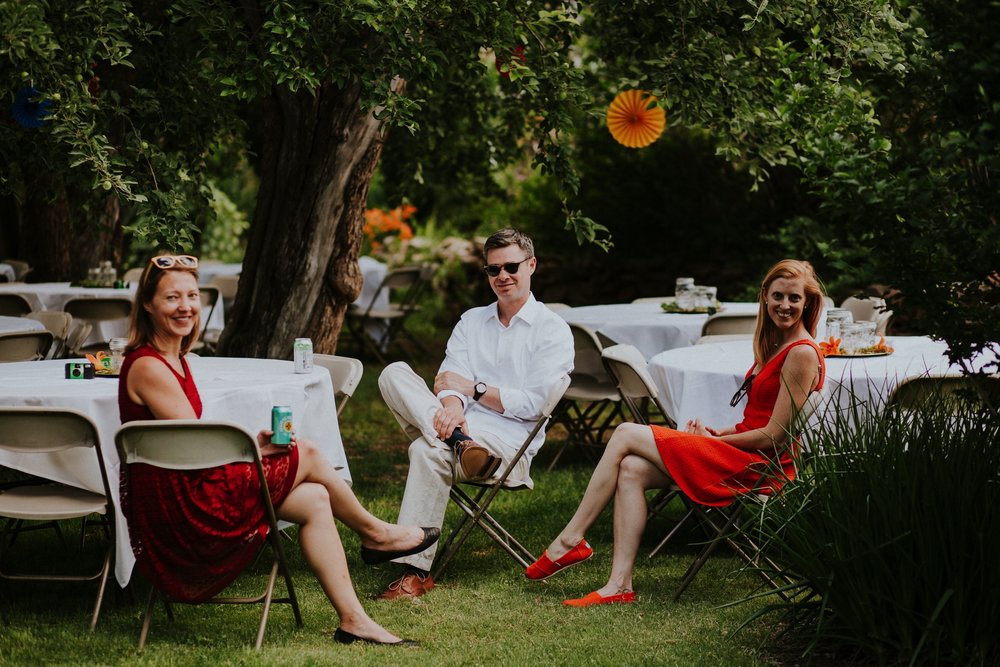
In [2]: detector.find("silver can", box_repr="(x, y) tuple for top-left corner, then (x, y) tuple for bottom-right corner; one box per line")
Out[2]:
(293, 337), (313, 373)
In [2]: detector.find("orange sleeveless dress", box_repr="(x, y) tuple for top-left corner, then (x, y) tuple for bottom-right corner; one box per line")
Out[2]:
(652, 339), (824, 507)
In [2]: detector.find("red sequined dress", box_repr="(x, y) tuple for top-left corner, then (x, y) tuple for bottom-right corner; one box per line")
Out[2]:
(652, 339), (824, 507)
(118, 345), (299, 602)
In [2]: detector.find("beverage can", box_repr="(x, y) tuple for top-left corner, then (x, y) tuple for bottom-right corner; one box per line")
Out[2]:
(293, 337), (313, 373)
(271, 406), (293, 446)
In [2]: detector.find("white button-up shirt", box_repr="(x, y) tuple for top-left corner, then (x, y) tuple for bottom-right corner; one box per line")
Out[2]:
(437, 293), (574, 461)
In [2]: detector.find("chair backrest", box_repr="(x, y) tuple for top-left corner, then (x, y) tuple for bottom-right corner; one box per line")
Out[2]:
(25, 310), (73, 358)
(198, 285), (220, 336)
(361, 265), (425, 315)
(568, 322), (611, 382)
(313, 354), (364, 415)
(695, 333), (753, 345)
(601, 343), (673, 426)
(701, 312), (758, 337)
(1, 259), (32, 281)
(116, 420), (256, 470)
(210, 274), (240, 301)
(64, 320), (94, 357)
(839, 296), (885, 322)
(0, 330), (54, 361)
(544, 302), (571, 312)
(0, 293), (32, 317)
(63, 296), (133, 322)
(887, 374), (1000, 413)
(632, 296), (675, 305)
(0, 406), (101, 454)
(122, 267), (145, 284)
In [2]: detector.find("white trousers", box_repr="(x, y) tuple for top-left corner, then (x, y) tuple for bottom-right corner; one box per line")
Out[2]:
(378, 361), (531, 571)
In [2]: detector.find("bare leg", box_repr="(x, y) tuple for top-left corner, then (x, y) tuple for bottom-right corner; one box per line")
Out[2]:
(545, 423), (669, 560)
(596, 455), (671, 596)
(290, 439), (425, 552)
(276, 481), (401, 643)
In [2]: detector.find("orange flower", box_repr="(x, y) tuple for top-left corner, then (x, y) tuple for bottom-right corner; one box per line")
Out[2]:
(364, 205), (415, 249)
(607, 90), (666, 148)
(818, 336), (842, 357)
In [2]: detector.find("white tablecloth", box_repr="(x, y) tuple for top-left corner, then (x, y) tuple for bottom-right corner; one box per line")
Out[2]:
(647, 336), (973, 430)
(0, 263), (15, 282)
(0, 356), (348, 586)
(0, 282), (225, 345)
(0, 315), (45, 335)
(197, 262), (243, 285)
(560, 302), (760, 359)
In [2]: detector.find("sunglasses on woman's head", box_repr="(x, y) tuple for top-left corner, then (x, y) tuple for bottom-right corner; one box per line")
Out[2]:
(151, 255), (199, 269)
(730, 373), (756, 407)
(483, 257), (531, 278)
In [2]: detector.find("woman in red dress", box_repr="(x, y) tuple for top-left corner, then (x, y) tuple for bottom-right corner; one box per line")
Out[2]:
(525, 259), (826, 606)
(119, 255), (437, 646)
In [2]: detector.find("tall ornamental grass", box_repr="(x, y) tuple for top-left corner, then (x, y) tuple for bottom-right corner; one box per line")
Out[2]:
(751, 388), (1000, 665)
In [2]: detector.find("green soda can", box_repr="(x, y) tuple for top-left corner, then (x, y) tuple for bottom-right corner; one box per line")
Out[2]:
(270, 406), (293, 446)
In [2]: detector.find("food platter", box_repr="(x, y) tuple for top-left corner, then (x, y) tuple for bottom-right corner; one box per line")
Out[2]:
(94, 368), (120, 378)
(824, 351), (892, 358)
(660, 302), (724, 315)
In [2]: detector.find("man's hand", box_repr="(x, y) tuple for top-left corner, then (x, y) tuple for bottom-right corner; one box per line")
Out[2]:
(433, 400), (468, 440)
(434, 370), (473, 397)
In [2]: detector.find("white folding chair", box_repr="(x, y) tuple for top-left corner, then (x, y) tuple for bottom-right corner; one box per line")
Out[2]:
(115, 420), (302, 650)
(840, 296), (893, 335)
(122, 267), (145, 284)
(430, 375), (570, 579)
(0, 260), (32, 282)
(0, 407), (113, 631)
(701, 312), (758, 337)
(313, 354), (364, 416)
(887, 374), (1000, 413)
(63, 297), (133, 355)
(547, 323), (622, 470)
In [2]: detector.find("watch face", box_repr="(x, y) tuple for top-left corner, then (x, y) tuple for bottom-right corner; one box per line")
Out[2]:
(476, 382), (487, 394)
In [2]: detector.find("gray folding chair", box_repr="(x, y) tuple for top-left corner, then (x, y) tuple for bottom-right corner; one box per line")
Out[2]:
(191, 286), (220, 354)
(701, 312), (758, 337)
(887, 374), (1000, 413)
(115, 420), (302, 650)
(0, 259), (32, 282)
(0, 330), (54, 362)
(0, 407), (114, 631)
(547, 323), (622, 470)
(25, 311), (74, 359)
(671, 388), (826, 601)
(0, 294), (32, 317)
(431, 375), (570, 580)
(63, 297), (133, 355)
(313, 354), (364, 416)
(599, 344), (693, 558)
(345, 264), (433, 363)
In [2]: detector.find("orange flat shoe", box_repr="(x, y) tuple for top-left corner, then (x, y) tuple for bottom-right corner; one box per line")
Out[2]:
(563, 590), (636, 607)
(524, 539), (593, 580)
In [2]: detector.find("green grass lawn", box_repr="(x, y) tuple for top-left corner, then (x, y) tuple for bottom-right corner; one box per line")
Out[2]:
(0, 352), (783, 666)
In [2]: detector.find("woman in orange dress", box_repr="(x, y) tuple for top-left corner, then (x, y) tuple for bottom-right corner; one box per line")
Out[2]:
(119, 255), (437, 646)
(526, 259), (826, 606)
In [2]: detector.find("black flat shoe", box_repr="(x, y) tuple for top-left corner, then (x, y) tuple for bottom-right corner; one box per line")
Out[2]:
(334, 628), (419, 647)
(360, 526), (440, 565)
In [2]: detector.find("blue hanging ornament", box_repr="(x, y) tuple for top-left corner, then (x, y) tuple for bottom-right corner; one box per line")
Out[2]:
(11, 86), (53, 128)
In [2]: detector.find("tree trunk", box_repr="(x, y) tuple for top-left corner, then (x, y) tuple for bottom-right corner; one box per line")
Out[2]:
(219, 80), (386, 358)
(17, 174), (122, 282)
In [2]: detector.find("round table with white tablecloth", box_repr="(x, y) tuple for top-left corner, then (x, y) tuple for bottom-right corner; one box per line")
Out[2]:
(0, 356), (348, 586)
(647, 336), (976, 430)
(559, 301), (760, 359)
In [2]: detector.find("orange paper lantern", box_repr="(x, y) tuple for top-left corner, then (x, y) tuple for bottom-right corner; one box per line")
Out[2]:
(607, 90), (665, 148)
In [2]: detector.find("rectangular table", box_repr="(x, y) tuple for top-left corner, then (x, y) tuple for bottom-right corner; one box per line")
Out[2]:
(0, 356), (349, 586)
(560, 302), (760, 359)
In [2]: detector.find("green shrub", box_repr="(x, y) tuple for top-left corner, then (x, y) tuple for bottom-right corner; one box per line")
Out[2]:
(752, 389), (1000, 665)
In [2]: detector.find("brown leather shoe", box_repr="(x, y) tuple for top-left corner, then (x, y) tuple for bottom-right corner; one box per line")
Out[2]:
(377, 570), (436, 600)
(455, 441), (502, 480)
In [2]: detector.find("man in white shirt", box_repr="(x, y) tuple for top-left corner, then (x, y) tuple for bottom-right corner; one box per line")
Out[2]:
(376, 228), (574, 599)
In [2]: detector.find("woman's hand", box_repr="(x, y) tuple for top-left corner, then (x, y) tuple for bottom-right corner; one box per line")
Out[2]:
(256, 429), (296, 456)
(684, 419), (719, 437)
